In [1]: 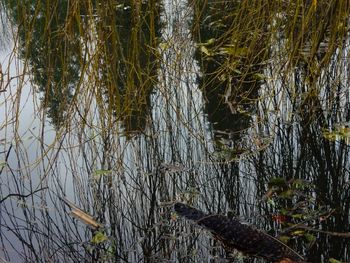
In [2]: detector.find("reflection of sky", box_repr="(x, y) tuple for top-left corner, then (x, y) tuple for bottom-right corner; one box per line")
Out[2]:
(0, 30), (63, 262)
(0, 35), (57, 172)
(156, 0), (212, 157)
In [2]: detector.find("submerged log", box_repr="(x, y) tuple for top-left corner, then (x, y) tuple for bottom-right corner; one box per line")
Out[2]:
(174, 202), (308, 263)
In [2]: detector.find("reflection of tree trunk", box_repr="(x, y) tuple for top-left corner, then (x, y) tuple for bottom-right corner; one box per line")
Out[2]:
(219, 162), (240, 214)
(298, 83), (349, 260)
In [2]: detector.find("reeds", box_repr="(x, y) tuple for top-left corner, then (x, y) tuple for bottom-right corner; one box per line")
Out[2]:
(0, 0), (349, 262)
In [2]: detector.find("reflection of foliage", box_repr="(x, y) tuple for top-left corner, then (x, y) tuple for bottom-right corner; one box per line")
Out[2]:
(3, 0), (161, 132)
(322, 126), (350, 143)
(191, 5), (350, 261)
(1, 0), (350, 262)
(193, 0), (350, 143)
(0, 1), (10, 49)
(3, 0), (82, 127)
(267, 178), (321, 230)
(251, 72), (350, 261)
(94, 0), (161, 134)
(193, 1), (270, 146)
(284, 1), (350, 70)
(265, 176), (349, 261)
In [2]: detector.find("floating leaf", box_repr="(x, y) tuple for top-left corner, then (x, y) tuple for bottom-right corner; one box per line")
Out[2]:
(219, 46), (236, 55)
(200, 46), (211, 56)
(292, 230), (305, 236)
(279, 235), (291, 243)
(91, 231), (108, 244)
(329, 258), (342, 263)
(268, 177), (287, 188)
(338, 127), (350, 137)
(115, 4), (124, 9)
(233, 68), (242, 75)
(190, 249), (198, 256)
(305, 233), (316, 243)
(272, 214), (287, 223)
(267, 198), (276, 206)
(93, 170), (112, 176)
(0, 161), (6, 168)
(280, 208), (289, 215)
(170, 212), (178, 221)
(107, 244), (116, 255)
(322, 130), (338, 141)
(205, 38), (216, 45)
(292, 179), (307, 189)
(291, 213), (304, 219)
(159, 42), (170, 51)
(279, 189), (295, 198)
(253, 73), (266, 81)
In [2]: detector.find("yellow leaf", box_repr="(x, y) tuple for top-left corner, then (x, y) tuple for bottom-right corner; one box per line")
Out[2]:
(70, 209), (103, 229)
(329, 258), (342, 263)
(63, 198), (103, 229)
(200, 46), (211, 56)
(292, 230), (305, 236)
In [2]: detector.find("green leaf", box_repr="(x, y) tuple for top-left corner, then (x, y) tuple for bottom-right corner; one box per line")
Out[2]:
(305, 233), (316, 243)
(205, 38), (216, 45)
(91, 231), (108, 244)
(291, 213), (304, 219)
(0, 161), (6, 168)
(280, 208), (289, 215)
(268, 177), (287, 187)
(279, 189), (294, 198)
(232, 68), (242, 75)
(292, 179), (308, 189)
(253, 73), (266, 80)
(279, 235), (291, 243)
(267, 198), (276, 206)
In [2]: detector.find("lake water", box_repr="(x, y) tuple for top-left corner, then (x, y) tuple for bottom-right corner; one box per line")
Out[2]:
(1, 1), (349, 262)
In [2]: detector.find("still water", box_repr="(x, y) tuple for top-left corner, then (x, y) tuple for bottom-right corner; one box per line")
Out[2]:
(0, 0), (349, 262)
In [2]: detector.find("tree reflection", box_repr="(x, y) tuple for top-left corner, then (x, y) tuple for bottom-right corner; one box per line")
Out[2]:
(0, 0), (350, 262)
(193, 0), (269, 144)
(94, 0), (161, 135)
(249, 53), (350, 262)
(2, 0), (161, 133)
(3, 0), (82, 127)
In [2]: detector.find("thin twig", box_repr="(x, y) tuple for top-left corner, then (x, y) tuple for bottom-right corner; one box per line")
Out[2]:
(295, 225), (350, 238)
(0, 187), (48, 204)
